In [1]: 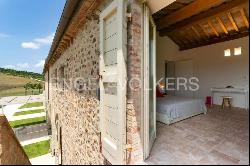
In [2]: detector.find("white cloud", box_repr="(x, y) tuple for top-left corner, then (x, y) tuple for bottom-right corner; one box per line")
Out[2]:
(3, 65), (15, 69)
(21, 42), (40, 49)
(21, 33), (54, 49)
(35, 60), (45, 68)
(17, 63), (30, 69)
(3, 63), (29, 70)
(34, 33), (54, 45)
(0, 33), (9, 38)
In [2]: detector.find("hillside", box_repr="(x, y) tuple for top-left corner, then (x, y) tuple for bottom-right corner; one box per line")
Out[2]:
(0, 68), (44, 81)
(0, 73), (43, 97)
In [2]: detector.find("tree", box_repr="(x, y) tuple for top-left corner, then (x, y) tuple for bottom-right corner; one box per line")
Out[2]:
(24, 84), (28, 96)
(30, 83), (36, 95)
(37, 83), (43, 93)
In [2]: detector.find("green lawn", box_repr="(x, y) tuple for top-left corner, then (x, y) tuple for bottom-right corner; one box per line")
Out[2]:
(0, 87), (42, 97)
(23, 140), (50, 159)
(9, 116), (46, 128)
(19, 102), (43, 109)
(14, 109), (45, 116)
(0, 73), (43, 97)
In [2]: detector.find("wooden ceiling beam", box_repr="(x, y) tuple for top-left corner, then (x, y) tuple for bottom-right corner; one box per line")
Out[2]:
(180, 31), (249, 50)
(187, 27), (200, 44)
(158, 0), (225, 30)
(208, 21), (219, 37)
(216, 16), (229, 35)
(240, 8), (249, 28)
(159, 0), (248, 36)
(169, 34), (185, 48)
(199, 24), (210, 39)
(191, 26), (202, 39)
(227, 12), (239, 32)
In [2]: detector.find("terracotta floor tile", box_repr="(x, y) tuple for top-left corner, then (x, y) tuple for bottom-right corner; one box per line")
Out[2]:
(146, 107), (249, 165)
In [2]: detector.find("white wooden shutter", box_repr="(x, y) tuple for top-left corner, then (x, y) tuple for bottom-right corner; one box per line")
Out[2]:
(99, 0), (127, 165)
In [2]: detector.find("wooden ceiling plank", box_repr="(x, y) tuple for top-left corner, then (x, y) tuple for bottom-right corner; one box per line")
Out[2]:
(240, 8), (249, 28)
(227, 12), (239, 32)
(188, 27), (200, 43)
(216, 16), (229, 34)
(158, 0), (225, 30)
(181, 31), (249, 50)
(208, 21), (220, 37)
(191, 25), (202, 39)
(176, 31), (189, 45)
(160, 0), (248, 35)
(199, 23), (210, 39)
(169, 34), (185, 48)
(182, 29), (198, 45)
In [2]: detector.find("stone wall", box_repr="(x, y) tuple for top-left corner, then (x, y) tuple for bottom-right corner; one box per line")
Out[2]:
(46, 0), (144, 165)
(47, 0), (112, 165)
(0, 115), (31, 165)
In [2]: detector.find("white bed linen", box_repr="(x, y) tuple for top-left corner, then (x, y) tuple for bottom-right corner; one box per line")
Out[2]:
(156, 95), (207, 125)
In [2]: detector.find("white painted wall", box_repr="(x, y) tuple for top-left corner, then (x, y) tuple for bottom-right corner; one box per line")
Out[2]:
(147, 0), (176, 14)
(156, 34), (249, 107)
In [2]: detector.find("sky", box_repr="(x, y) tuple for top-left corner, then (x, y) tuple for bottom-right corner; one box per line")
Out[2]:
(0, 0), (66, 73)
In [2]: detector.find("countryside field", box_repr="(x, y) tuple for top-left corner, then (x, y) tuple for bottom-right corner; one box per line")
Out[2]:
(0, 73), (43, 97)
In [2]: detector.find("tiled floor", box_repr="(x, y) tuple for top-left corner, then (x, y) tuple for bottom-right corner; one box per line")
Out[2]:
(146, 107), (249, 165)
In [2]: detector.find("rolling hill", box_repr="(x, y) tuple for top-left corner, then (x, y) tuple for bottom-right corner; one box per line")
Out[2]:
(0, 69), (44, 97)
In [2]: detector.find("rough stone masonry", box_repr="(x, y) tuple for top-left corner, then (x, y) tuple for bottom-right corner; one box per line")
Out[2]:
(45, 0), (144, 164)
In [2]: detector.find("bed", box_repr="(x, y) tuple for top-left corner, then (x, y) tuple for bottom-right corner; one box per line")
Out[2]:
(156, 95), (207, 125)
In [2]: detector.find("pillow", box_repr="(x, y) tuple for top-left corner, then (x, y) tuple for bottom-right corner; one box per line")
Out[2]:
(156, 86), (164, 98)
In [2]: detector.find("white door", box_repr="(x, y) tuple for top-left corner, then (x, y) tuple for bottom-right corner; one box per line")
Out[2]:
(143, 4), (157, 159)
(175, 60), (194, 97)
(99, 0), (127, 165)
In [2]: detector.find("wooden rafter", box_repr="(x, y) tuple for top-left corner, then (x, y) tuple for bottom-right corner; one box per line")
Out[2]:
(227, 12), (239, 32)
(180, 31), (249, 50)
(191, 25), (202, 39)
(199, 23), (210, 39)
(158, 0), (225, 30)
(208, 21), (219, 37)
(176, 31), (189, 45)
(159, 0), (248, 36)
(240, 8), (249, 28)
(216, 16), (228, 34)
(169, 34), (184, 48)
(182, 29), (198, 45)
(188, 27), (200, 43)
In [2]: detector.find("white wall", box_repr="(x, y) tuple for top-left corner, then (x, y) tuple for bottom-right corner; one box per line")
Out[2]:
(156, 34), (249, 103)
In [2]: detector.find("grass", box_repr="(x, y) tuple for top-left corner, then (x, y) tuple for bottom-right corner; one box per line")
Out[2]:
(9, 116), (46, 128)
(0, 87), (42, 97)
(23, 140), (50, 159)
(19, 102), (43, 109)
(14, 109), (45, 116)
(0, 73), (43, 97)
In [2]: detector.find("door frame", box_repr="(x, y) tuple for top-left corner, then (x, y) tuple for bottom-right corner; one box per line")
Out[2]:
(142, 3), (157, 159)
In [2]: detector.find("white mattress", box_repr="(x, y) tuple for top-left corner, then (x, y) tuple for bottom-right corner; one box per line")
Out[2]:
(156, 95), (207, 125)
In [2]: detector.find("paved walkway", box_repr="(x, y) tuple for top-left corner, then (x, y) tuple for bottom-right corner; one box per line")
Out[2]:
(2, 104), (22, 120)
(21, 136), (50, 146)
(2, 104), (45, 121)
(30, 154), (56, 165)
(0, 94), (44, 106)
